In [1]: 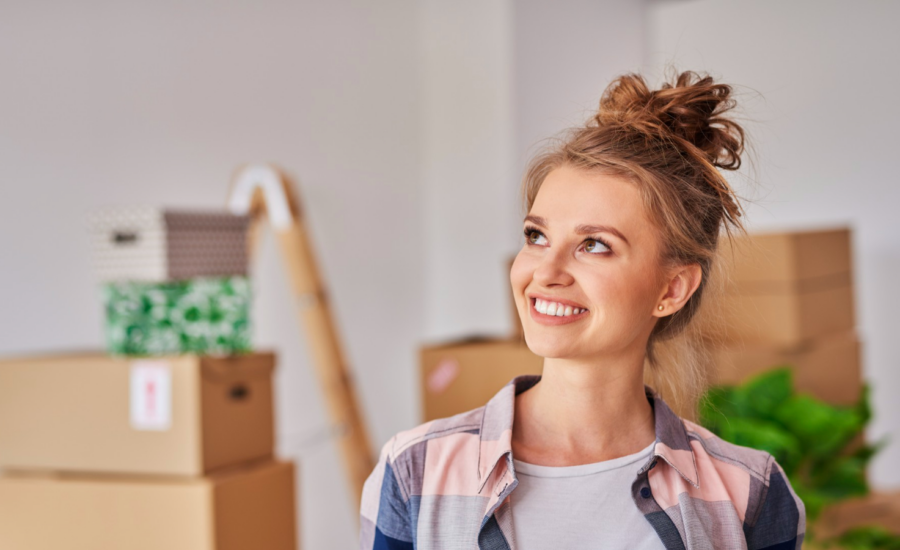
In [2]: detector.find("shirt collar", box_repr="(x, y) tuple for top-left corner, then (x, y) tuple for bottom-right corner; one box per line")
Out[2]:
(476, 374), (700, 492)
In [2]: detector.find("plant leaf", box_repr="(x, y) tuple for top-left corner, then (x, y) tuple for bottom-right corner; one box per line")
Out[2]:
(774, 394), (862, 458)
(832, 526), (900, 550)
(699, 385), (740, 433)
(718, 417), (803, 474)
(791, 480), (833, 524)
(809, 455), (869, 500)
(856, 382), (872, 426)
(739, 366), (795, 421)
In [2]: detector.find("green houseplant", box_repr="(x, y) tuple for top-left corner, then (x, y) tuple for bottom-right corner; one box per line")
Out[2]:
(698, 367), (897, 548)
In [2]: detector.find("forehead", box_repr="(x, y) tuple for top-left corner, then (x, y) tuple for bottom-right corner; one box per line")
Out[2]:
(530, 165), (650, 229)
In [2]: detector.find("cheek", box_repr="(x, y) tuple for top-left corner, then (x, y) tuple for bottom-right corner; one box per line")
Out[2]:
(509, 250), (532, 292)
(582, 266), (658, 313)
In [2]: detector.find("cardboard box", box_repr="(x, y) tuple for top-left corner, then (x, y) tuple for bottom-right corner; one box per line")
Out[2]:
(0, 351), (275, 476)
(421, 338), (542, 422)
(0, 459), (297, 550)
(815, 490), (900, 538)
(700, 227), (855, 347)
(707, 329), (863, 406)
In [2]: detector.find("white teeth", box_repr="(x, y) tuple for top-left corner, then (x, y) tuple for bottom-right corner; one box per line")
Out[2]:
(533, 299), (586, 317)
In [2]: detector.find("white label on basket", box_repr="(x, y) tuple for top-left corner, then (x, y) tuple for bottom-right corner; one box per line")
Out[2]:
(130, 361), (172, 431)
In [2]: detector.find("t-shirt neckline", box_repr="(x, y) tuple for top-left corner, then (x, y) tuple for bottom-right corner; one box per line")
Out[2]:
(512, 440), (655, 479)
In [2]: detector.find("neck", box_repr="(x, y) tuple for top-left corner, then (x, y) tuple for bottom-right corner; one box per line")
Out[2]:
(512, 350), (656, 466)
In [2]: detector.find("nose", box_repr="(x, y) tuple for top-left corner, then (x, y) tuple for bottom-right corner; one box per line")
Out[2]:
(532, 244), (575, 287)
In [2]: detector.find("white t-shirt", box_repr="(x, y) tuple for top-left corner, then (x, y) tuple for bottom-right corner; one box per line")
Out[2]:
(510, 441), (665, 549)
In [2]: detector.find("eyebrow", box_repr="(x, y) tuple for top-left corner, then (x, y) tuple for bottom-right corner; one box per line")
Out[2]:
(524, 214), (630, 245)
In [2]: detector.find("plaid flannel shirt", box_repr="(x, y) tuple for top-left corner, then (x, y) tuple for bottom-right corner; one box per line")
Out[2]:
(359, 374), (806, 549)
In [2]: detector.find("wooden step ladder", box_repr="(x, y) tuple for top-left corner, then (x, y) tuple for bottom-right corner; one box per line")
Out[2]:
(228, 164), (374, 509)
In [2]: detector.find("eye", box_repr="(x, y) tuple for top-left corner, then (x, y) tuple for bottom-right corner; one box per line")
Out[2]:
(583, 238), (611, 254)
(523, 226), (548, 246)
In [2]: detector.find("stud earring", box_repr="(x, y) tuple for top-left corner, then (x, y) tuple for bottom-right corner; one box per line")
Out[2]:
(657, 304), (664, 311)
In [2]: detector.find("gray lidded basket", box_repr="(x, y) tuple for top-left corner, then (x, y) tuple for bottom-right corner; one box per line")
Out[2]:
(88, 206), (251, 283)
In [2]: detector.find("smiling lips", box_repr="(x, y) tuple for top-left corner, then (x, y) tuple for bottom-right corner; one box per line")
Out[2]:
(529, 296), (589, 325)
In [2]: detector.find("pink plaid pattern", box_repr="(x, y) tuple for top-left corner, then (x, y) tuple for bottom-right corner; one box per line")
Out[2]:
(360, 375), (805, 549)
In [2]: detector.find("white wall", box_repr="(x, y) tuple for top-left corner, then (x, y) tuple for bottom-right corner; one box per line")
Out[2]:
(513, 0), (646, 195)
(0, 2), (422, 548)
(646, 0), (900, 489)
(419, 0), (517, 342)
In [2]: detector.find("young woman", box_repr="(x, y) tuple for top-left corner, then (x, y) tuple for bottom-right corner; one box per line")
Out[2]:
(359, 71), (806, 550)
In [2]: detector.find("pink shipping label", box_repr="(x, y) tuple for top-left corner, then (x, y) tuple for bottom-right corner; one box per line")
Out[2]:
(427, 358), (460, 394)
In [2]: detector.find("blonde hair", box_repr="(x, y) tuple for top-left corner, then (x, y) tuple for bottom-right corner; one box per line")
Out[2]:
(520, 70), (750, 416)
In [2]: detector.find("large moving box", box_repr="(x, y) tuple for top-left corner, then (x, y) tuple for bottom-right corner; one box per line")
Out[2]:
(708, 329), (862, 406)
(421, 338), (542, 422)
(816, 490), (900, 538)
(701, 227), (854, 347)
(0, 459), (297, 550)
(0, 351), (275, 476)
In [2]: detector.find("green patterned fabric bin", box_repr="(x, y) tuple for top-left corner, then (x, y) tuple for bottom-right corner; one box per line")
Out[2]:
(102, 276), (252, 356)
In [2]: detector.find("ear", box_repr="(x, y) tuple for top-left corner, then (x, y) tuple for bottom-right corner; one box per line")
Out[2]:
(654, 263), (702, 317)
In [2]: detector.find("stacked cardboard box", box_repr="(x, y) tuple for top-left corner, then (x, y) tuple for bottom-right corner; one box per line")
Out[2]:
(0, 352), (297, 549)
(698, 227), (859, 400)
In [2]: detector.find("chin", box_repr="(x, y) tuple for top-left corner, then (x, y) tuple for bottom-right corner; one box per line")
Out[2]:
(522, 330), (582, 359)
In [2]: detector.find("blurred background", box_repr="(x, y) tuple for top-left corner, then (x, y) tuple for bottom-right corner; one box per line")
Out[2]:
(1, 1), (898, 548)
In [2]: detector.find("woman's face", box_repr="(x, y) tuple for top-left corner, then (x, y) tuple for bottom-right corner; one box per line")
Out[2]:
(510, 165), (676, 361)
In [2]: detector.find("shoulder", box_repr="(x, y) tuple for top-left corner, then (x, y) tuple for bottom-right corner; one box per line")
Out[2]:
(382, 405), (485, 460)
(681, 418), (806, 546)
(376, 405), (487, 489)
(360, 406), (488, 544)
(682, 418), (776, 482)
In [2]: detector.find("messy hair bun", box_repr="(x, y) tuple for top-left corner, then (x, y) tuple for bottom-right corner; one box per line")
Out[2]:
(596, 71), (745, 171)
(521, 70), (751, 415)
